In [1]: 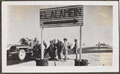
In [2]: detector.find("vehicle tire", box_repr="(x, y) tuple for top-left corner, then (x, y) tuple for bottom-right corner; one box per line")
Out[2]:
(18, 49), (26, 61)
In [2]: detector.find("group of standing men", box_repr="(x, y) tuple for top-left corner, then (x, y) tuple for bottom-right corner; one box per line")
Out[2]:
(44, 38), (78, 61)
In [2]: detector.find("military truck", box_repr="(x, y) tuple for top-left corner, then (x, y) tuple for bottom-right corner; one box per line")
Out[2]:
(7, 38), (40, 61)
(7, 44), (35, 61)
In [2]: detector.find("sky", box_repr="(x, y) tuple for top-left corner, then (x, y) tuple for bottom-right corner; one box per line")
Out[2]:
(7, 5), (113, 47)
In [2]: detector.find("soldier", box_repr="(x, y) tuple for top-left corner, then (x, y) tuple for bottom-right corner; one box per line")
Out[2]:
(26, 37), (32, 47)
(33, 37), (39, 47)
(20, 38), (28, 45)
(72, 39), (78, 60)
(33, 37), (40, 58)
(44, 40), (54, 60)
(62, 38), (68, 61)
(52, 39), (57, 60)
(57, 40), (63, 60)
(34, 43), (41, 58)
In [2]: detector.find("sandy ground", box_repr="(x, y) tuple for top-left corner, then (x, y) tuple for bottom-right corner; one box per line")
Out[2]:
(8, 52), (112, 66)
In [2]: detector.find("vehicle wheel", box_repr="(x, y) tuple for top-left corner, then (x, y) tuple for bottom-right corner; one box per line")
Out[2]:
(18, 49), (26, 61)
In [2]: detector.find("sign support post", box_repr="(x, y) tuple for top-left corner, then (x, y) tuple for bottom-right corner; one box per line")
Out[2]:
(41, 27), (44, 59)
(79, 25), (82, 61)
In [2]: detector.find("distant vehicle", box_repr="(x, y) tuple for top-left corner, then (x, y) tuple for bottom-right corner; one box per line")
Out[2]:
(99, 43), (109, 47)
(96, 42), (109, 48)
(7, 44), (34, 61)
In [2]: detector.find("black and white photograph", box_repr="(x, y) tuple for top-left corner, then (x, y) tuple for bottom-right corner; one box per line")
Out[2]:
(2, 1), (119, 73)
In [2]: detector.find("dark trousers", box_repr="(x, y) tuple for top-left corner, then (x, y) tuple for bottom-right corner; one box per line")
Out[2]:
(57, 50), (62, 59)
(44, 49), (56, 59)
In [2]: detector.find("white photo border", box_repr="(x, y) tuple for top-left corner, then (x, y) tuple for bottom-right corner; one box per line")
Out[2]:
(2, 1), (119, 73)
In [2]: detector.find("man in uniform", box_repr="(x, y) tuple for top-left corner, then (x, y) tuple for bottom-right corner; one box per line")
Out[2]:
(44, 40), (55, 60)
(56, 40), (63, 60)
(52, 39), (57, 60)
(72, 39), (78, 60)
(62, 38), (68, 61)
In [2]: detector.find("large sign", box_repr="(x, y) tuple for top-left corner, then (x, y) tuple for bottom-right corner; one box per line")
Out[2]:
(40, 5), (83, 28)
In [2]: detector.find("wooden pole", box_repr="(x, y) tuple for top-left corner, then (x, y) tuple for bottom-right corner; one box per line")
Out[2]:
(79, 26), (82, 61)
(41, 27), (44, 59)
